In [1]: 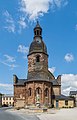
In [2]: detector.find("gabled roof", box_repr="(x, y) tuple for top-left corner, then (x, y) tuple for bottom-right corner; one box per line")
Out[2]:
(2, 94), (14, 97)
(15, 79), (27, 85)
(70, 91), (77, 95)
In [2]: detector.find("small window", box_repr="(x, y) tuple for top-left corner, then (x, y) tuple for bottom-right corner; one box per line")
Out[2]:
(9, 97), (11, 100)
(36, 87), (41, 95)
(36, 55), (40, 62)
(35, 31), (36, 35)
(65, 100), (68, 106)
(9, 102), (11, 105)
(28, 88), (32, 96)
(40, 31), (41, 35)
(37, 30), (39, 35)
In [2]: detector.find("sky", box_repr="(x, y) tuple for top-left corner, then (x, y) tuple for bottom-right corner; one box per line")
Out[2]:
(0, 0), (77, 95)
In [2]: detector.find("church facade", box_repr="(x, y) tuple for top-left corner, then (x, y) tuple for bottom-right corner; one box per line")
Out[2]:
(14, 22), (74, 108)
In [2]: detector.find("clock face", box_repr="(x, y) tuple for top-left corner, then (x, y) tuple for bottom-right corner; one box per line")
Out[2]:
(36, 37), (41, 43)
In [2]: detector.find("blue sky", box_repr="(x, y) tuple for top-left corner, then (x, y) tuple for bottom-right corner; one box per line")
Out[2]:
(0, 0), (77, 95)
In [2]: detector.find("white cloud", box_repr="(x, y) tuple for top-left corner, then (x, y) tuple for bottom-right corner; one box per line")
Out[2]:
(20, 0), (68, 21)
(4, 54), (16, 63)
(64, 53), (74, 62)
(17, 45), (29, 59)
(52, 0), (68, 8)
(0, 61), (18, 70)
(3, 10), (13, 23)
(3, 10), (15, 33)
(0, 83), (13, 93)
(48, 67), (56, 73)
(4, 25), (15, 33)
(18, 17), (27, 29)
(17, 45), (29, 54)
(0, 54), (18, 70)
(0, 83), (12, 88)
(61, 74), (77, 95)
(75, 24), (77, 31)
(18, 16), (27, 33)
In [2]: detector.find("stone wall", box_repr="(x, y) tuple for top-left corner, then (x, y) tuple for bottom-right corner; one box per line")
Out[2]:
(52, 86), (61, 96)
(14, 85), (25, 107)
(15, 99), (25, 108)
(54, 100), (74, 108)
(28, 53), (48, 73)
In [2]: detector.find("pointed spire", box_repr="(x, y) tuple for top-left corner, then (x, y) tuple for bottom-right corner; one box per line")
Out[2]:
(37, 20), (39, 25)
(34, 21), (42, 38)
(36, 20), (41, 28)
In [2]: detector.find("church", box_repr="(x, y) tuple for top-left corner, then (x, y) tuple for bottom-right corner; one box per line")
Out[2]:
(13, 22), (74, 109)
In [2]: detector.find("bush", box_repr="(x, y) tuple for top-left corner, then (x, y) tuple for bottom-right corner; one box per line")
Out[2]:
(2, 104), (8, 107)
(69, 106), (71, 108)
(52, 104), (54, 108)
(62, 106), (64, 108)
(16, 107), (20, 110)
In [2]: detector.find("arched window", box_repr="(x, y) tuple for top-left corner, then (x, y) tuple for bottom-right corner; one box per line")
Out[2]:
(40, 31), (41, 35)
(28, 88), (32, 96)
(34, 31), (36, 35)
(37, 30), (39, 35)
(36, 87), (41, 95)
(36, 55), (40, 62)
(44, 88), (49, 97)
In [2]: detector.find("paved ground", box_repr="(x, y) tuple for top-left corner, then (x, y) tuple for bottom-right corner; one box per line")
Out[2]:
(37, 108), (77, 120)
(0, 107), (39, 120)
(1, 107), (77, 120)
(0, 110), (22, 120)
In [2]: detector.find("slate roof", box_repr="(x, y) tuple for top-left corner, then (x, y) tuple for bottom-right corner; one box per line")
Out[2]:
(26, 79), (52, 83)
(15, 78), (61, 86)
(14, 70), (60, 86)
(70, 91), (77, 95)
(28, 40), (47, 56)
(15, 79), (27, 85)
(2, 94), (14, 97)
(52, 79), (60, 86)
(28, 71), (50, 80)
(28, 21), (47, 56)
(53, 94), (74, 100)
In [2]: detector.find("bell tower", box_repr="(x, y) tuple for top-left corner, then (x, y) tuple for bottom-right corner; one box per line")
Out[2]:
(27, 21), (48, 80)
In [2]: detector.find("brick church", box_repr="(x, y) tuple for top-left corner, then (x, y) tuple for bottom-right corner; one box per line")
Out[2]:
(13, 22), (74, 108)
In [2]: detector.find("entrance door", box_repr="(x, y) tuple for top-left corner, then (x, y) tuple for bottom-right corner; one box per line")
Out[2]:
(56, 100), (59, 108)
